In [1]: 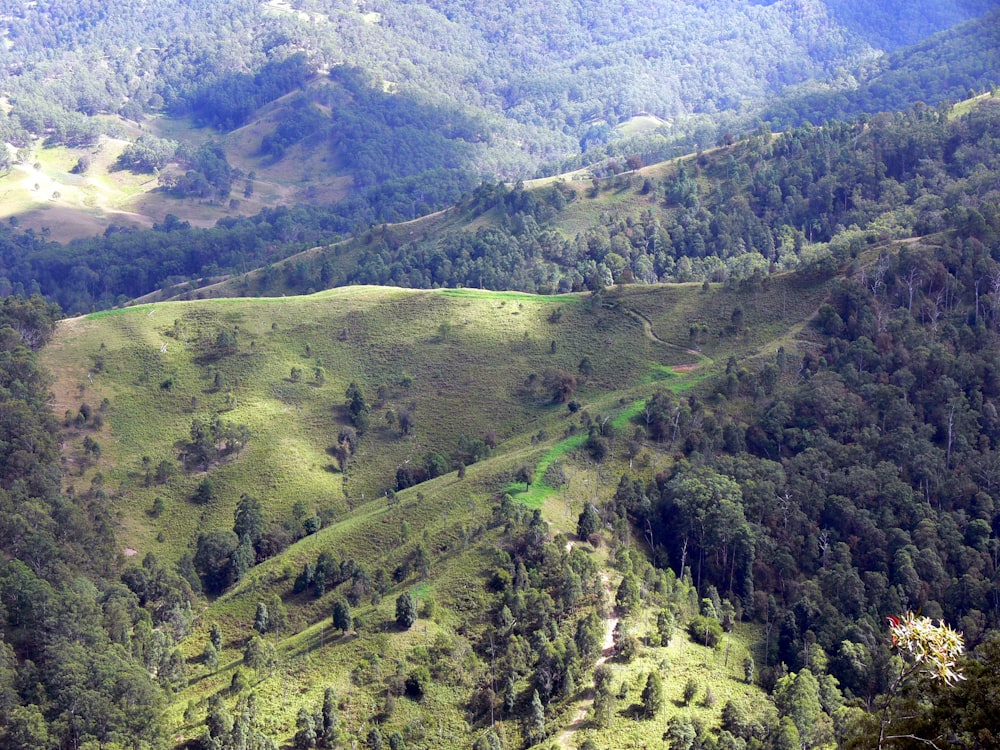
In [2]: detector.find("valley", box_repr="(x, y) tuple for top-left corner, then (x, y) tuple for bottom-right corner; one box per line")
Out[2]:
(1, 2), (1000, 749)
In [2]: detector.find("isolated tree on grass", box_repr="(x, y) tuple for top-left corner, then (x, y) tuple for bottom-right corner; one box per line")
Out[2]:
(331, 599), (352, 634)
(396, 591), (417, 629)
(657, 609), (676, 646)
(592, 664), (616, 727)
(243, 635), (273, 679)
(612, 621), (638, 662)
(253, 602), (269, 634)
(682, 677), (699, 705)
(192, 477), (217, 505)
(265, 593), (288, 638)
(345, 382), (370, 432)
(321, 687), (339, 746)
(743, 655), (755, 684)
(577, 502), (601, 540)
(542, 368), (577, 403)
(641, 671), (663, 718)
(210, 623), (223, 652)
(203, 641), (219, 672)
(294, 707), (317, 750)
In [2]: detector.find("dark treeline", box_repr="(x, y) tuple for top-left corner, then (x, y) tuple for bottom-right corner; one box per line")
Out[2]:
(0, 296), (193, 749)
(259, 99), (1000, 299)
(587, 221), (1000, 744)
(763, 10), (1000, 130)
(1, 0), (995, 181)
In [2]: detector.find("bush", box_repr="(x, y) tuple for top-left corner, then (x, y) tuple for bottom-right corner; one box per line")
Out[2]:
(688, 614), (723, 647)
(405, 665), (431, 699)
(192, 478), (216, 505)
(682, 677), (698, 705)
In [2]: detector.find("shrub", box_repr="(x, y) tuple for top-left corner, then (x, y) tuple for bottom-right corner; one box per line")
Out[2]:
(688, 614), (723, 647)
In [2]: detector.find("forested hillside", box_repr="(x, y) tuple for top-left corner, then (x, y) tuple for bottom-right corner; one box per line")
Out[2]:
(2, 94), (999, 316)
(0, 296), (168, 748)
(2, 3), (1000, 747)
(16, 206), (1000, 750)
(0, 0), (997, 246)
(823, 0), (998, 48)
(0, 94), (994, 749)
(196, 97), (1000, 304)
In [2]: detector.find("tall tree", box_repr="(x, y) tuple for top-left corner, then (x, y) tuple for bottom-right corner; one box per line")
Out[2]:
(395, 592), (417, 630)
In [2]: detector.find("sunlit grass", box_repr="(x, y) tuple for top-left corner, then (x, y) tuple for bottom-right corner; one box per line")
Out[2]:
(42, 277), (826, 749)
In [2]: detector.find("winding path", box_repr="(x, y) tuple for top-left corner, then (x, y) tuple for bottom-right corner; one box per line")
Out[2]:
(557, 573), (618, 748)
(618, 304), (712, 367)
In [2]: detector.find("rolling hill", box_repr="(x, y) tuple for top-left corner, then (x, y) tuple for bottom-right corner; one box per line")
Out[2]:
(41, 271), (832, 748)
(1, 1), (998, 247)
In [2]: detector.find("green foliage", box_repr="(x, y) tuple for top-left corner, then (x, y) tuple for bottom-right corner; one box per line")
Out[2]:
(667, 716), (696, 750)
(294, 706), (317, 750)
(592, 664), (617, 728)
(331, 599), (352, 634)
(613, 621), (639, 662)
(395, 591), (417, 630)
(0, 298), (166, 749)
(577, 502), (601, 540)
(169, 142), (235, 199)
(203, 640), (219, 672)
(261, 99), (329, 160)
(640, 671), (663, 718)
(405, 665), (430, 700)
(192, 477), (217, 505)
(243, 635), (273, 678)
(116, 135), (177, 172)
(742, 655), (755, 685)
(234, 493), (265, 550)
(345, 381), (370, 433)
(29, 120), (1000, 750)
(5, 95), (1000, 319)
(615, 573), (641, 614)
(194, 529), (238, 594)
(528, 689), (546, 745)
(687, 615), (724, 648)
(682, 678), (699, 706)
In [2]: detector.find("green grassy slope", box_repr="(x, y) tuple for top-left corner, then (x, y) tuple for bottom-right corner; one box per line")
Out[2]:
(42, 277), (830, 747)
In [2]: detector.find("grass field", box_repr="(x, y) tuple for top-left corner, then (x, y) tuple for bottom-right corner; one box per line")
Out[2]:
(42, 277), (826, 748)
(0, 78), (356, 241)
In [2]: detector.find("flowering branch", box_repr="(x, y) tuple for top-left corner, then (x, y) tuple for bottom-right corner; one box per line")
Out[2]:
(879, 612), (965, 750)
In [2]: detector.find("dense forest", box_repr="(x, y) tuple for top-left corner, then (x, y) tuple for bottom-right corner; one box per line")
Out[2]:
(3, 95), (1000, 315)
(1, 95), (1000, 748)
(0, 297), (172, 748)
(763, 10), (1000, 129)
(625, 195), (1000, 747)
(1, 0), (997, 184)
(2, 2), (1000, 748)
(225, 99), (1000, 302)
